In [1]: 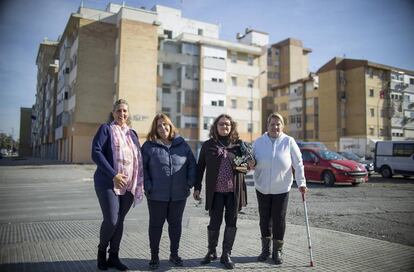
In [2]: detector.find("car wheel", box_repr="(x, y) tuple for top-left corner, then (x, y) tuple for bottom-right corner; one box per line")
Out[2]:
(351, 182), (359, 186)
(322, 171), (335, 187)
(380, 166), (392, 178)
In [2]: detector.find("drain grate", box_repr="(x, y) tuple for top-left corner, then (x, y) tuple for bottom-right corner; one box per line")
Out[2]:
(0, 221), (100, 244)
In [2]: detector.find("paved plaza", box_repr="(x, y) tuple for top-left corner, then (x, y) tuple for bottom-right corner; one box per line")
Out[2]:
(0, 158), (413, 271)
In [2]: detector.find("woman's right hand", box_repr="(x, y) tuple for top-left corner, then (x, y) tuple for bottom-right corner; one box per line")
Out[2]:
(113, 173), (127, 189)
(193, 190), (201, 201)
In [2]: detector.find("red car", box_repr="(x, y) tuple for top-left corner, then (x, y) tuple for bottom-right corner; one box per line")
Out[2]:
(300, 148), (368, 186)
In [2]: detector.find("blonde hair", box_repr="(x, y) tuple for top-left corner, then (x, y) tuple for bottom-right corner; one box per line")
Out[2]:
(146, 113), (178, 141)
(267, 112), (285, 126)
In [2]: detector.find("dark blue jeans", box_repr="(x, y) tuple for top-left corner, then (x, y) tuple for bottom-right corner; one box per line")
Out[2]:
(95, 187), (133, 253)
(147, 199), (187, 255)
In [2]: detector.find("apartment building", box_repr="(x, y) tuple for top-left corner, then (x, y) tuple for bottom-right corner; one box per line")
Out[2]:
(33, 3), (267, 162)
(33, 40), (58, 158)
(317, 57), (414, 154)
(263, 38), (315, 135)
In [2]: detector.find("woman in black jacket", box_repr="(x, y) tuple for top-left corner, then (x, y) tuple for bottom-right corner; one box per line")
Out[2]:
(193, 114), (247, 270)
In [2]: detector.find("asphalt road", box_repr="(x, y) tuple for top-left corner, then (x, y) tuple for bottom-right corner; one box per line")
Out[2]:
(0, 157), (413, 247)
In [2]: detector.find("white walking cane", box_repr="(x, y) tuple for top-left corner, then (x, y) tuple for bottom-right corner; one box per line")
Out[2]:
(301, 191), (314, 267)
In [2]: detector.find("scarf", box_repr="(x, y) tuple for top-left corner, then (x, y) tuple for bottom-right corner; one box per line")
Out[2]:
(110, 122), (144, 206)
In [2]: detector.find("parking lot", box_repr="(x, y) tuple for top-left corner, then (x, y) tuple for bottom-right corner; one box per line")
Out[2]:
(1, 157), (413, 247)
(0, 158), (413, 271)
(244, 174), (414, 247)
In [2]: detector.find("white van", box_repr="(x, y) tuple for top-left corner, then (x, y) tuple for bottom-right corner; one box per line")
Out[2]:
(374, 141), (414, 178)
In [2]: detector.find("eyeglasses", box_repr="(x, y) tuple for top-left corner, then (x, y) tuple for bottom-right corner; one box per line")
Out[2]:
(218, 122), (231, 127)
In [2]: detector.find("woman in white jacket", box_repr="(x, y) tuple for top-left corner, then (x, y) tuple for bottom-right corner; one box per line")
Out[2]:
(249, 112), (307, 265)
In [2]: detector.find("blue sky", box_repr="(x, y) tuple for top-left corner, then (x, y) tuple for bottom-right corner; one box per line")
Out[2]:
(1, 0), (413, 140)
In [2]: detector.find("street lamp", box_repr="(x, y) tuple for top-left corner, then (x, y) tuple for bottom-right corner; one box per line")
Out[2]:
(250, 70), (266, 143)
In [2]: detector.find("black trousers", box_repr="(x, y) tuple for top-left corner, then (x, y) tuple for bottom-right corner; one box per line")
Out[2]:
(147, 199), (187, 255)
(95, 187), (133, 253)
(256, 190), (289, 240)
(208, 192), (237, 231)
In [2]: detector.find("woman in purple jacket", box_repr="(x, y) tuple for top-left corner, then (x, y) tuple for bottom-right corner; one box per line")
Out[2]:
(91, 99), (144, 271)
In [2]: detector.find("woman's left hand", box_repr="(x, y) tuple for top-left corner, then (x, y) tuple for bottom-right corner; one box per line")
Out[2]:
(299, 186), (308, 194)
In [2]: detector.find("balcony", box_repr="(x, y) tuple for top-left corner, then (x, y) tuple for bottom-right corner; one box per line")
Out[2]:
(203, 57), (226, 71)
(55, 126), (67, 140)
(203, 80), (226, 94)
(182, 78), (198, 90)
(56, 100), (68, 115)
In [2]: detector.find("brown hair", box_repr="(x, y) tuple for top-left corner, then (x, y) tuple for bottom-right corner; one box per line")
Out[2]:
(108, 98), (131, 126)
(146, 113), (178, 142)
(209, 114), (239, 143)
(267, 112), (285, 126)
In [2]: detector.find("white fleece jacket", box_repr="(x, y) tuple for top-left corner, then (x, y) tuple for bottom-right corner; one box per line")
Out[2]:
(253, 132), (306, 194)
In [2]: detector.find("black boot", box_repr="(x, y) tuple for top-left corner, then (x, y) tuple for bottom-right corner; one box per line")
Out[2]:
(201, 229), (220, 264)
(97, 249), (108, 270)
(107, 252), (128, 271)
(169, 253), (183, 267)
(220, 227), (237, 269)
(257, 237), (271, 261)
(149, 253), (159, 270)
(272, 239), (284, 265)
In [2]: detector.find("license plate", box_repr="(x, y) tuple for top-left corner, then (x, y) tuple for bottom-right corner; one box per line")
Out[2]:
(355, 178), (364, 183)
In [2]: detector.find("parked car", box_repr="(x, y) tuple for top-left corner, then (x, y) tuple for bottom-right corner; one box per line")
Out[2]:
(374, 141), (414, 178)
(301, 148), (368, 186)
(296, 141), (328, 150)
(338, 151), (374, 176)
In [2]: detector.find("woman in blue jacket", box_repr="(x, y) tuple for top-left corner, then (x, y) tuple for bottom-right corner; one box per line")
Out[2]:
(91, 99), (144, 271)
(142, 113), (197, 270)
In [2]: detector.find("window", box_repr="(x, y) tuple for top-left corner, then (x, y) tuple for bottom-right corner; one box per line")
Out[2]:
(211, 101), (217, 106)
(163, 63), (172, 70)
(231, 77), (237, 86)
(248, 79), (254, 88)
(370, 108), (375, 117)
(164, 30), (172, 39)
(367, 67), (373, 78)
(302, 150), (317, 162)
(231, 99), (237, 109)
(162, 86), (171, 94)
(198, 28), (203, 36)
(379, 128), (385, 136)
(369, 88), (374, 97)
(248, 100), (253, 110)
(176, 92), (181, 113)
(247, 55), (253, 66)
(218, 100), (224, 107)
(247, 123), (253, 133)
(369, 127), (374, 136)
(231, 52), (237, 63)
(410, 78), (414, 85)
(393, 143), (414, 157)
(162, 107), (171, 115)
